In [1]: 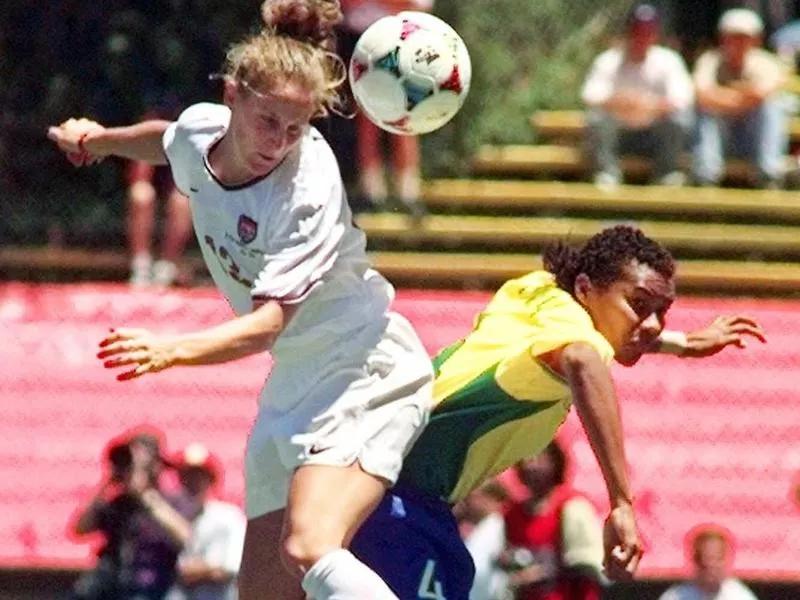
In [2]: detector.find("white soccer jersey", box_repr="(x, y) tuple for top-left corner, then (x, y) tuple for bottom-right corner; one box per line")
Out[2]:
(162, 102), (395, 383)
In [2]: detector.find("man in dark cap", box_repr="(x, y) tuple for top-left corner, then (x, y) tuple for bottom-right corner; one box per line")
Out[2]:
(582, 3), (694, 190)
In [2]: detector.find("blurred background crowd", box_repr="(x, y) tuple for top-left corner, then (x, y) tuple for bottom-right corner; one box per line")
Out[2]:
(65, 428), (773, 600)
(5, 0), (800, 283)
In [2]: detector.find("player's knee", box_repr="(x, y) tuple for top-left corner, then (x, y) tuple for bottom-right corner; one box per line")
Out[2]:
(128, 181), (156, 206)
(281, 528), (342, 573)
(237, 569), (257, 600)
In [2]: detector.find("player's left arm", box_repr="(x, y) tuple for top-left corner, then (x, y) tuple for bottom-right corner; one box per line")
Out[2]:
(97, 300), (299, 381)
(648, 315), (766, 358)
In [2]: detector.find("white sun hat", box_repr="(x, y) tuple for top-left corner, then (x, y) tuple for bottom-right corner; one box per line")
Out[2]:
(719, 9), (764, 37)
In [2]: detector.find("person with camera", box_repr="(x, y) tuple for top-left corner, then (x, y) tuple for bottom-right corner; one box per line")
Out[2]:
(499, 441), (605, 600)
(69, 430), (194, 600)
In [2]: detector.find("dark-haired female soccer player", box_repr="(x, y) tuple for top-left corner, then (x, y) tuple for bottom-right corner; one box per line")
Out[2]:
(348, 225), (765, 599)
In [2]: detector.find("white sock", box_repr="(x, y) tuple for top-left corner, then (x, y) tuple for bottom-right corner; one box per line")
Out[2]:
(395, 169), (421, 207)
(301, 548), (398, 600)
(151, 259), (178, 287)
(361, 167), (388, 204)
(129, 253), (152, 287)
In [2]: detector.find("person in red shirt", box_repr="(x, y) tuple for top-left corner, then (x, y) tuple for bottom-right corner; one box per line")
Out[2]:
(501, 441), (604, 600)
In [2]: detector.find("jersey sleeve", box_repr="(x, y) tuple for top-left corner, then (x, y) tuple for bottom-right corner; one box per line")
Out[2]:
(251, 153), (348, 305)
(560, 497), (604, 575)
(528, 289), (615, 365)
(162, 103), (227, 194)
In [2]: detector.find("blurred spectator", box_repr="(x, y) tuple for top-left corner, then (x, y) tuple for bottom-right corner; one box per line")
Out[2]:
(692, 9), (790, 189)
(581, 3), (694, 190)
(658, 525), (759, 600)
(126, 109), (192, 288)
(454, 480), (510, 600)
(339, 0), (433, 219)
(499, 442), (604, 600)
(166, 443), (246, 600)
(69, 429), (193, 600)
(770, 19), (800, 69)
(722, 1), (797, 40)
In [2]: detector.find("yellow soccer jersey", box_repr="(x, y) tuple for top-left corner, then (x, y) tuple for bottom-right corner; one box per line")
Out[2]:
(397, 271), (614, 503)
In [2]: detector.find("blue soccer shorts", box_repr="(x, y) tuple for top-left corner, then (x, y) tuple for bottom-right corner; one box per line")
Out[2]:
(351, 484), (476, 600)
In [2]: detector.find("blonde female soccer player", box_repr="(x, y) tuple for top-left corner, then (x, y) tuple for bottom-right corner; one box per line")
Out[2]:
(48, 2), (433, 599)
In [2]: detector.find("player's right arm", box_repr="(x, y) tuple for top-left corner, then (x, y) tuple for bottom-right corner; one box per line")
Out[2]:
(541, 341), (642, 581)
(48, 117), (172, 165)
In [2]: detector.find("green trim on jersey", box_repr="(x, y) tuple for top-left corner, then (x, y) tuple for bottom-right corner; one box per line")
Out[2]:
(432, 339), (465, 377)
(398, 360), (559, 500)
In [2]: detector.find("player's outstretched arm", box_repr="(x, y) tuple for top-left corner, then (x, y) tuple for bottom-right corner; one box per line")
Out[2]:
(97, 300), (297, 381)
(555, 341), (643, 581)
(48, 117), (172, 166)
(651, 315), (766, 358)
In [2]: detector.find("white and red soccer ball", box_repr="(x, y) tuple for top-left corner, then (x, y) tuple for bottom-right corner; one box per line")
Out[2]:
(349, 11), (472, 136)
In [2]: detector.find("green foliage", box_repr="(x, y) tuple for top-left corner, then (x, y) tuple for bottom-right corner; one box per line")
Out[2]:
(421, 0), (636, 176)
(2, 1), (640, 244)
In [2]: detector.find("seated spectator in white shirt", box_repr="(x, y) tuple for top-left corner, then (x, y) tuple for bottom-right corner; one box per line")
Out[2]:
(166, 444), (246, 600)
(581, 3), (694, 189)
(692, 9), (790, 189)
(658, 525), (759, 600)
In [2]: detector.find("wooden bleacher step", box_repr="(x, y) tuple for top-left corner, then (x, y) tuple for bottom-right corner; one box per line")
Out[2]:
(421, 180), (800, 221)
(471, 144), (796, 181)
(370, 252), (800, 293)
(3, 246), (800, 294)
(530, 110), (800, 143)
(355, 213), (800, 257)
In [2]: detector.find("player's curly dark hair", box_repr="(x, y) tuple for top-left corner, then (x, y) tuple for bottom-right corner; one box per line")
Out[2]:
(543, 225), (675, 294)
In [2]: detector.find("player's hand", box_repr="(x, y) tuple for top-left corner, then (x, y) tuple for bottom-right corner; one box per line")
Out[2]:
(97, 328), (179, 381)
(683, 315), (766, 358)
(602, 503), (643, 581)
(47, 118), (106, 166)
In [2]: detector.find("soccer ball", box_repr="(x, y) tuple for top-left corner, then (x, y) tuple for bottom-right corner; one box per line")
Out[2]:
(349, 11), (471, 136)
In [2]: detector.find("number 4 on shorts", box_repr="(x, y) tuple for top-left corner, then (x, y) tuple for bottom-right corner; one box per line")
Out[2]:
(417, 559), (446, 600)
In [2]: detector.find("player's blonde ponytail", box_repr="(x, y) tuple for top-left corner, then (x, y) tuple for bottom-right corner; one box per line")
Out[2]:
(222, 0), (346, 117)
(261, 0), (341, 52)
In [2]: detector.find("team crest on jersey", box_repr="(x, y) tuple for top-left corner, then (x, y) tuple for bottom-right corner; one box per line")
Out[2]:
(237, 215), (258, 244)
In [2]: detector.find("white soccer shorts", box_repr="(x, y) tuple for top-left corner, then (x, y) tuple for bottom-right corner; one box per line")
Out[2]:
(244, 312), (433, 518)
